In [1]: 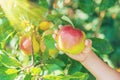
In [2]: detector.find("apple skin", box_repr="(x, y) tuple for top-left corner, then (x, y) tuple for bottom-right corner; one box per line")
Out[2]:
(39, 21), (54, 30)
(19, 35), (32, 55)
(56, 25), (86, 54)
(19, 34), (40, 55)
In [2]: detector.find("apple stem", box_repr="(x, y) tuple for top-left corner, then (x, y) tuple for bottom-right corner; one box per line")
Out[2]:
(94, 11), (105, 37)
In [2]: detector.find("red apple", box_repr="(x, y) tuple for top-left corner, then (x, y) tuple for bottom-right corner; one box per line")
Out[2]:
(56, 25), (86, 54)
(19, 34), (40, 55)
(19, 35), (32, 55)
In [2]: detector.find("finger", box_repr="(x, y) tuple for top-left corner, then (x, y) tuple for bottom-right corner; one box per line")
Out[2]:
(85, 39), (92, 48)
(58, 25), (63, 29)
(54, 30), (58, 34)
(82, 39), (92, 53)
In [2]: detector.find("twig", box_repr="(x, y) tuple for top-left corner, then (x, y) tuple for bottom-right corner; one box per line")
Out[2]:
(94, 11), (106, 37)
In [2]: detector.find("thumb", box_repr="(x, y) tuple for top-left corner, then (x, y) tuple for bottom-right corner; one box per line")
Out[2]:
(85, 39), (92, 48)
(82, 39), (92, 53)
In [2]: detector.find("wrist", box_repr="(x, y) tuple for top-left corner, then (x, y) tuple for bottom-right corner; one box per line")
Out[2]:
(78, 50), (93, 63)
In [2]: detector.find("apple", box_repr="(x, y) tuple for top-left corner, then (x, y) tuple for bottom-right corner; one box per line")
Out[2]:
(19, 34), (40, 55)
(56, 25), (86, 54)
(39, 21), (54, 30)
(19, 35), (32, 55)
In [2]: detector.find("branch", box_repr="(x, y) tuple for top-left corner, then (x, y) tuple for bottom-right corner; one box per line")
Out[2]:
(94, 11), (106, 37)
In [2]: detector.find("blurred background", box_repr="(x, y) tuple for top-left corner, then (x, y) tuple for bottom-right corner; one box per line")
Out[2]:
(0, 0), (120, 80)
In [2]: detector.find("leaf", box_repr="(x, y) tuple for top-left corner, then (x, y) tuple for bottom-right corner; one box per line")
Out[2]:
(24, 73), (32, 80)
(70, 72), (89, 80)
(43, 72), (89, 80)
(47, 14), (62, 22)
(74, 18), (84, 28)
(46, 64), (63, 75)
(30, 67), (42, 75)
(110, 47), (120, 66)
(100, 0), (116, 11)
(44, 34), (56, 49)
(43, 75), (69, 80)
(0, 17), (14, 44)
(0, 66), (17, 80)
(91, 38), (113, 54)
(48, 59), (66, 67)
(61, 16), (74, 27)
(68, 60), (82, 75)
(43, 48), (49, 61)
(78, 0), (95, 14)
(43, 34), (56, 60)
(0, 17), (14, 49)
(0, 51), (21, 68)
(38, 0), (49, 8)
(58, 54), (70, 65)
(5, 68), (18, 75)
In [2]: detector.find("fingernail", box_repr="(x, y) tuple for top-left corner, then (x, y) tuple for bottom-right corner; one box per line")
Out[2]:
(85, 39), (91, 45)
(85, 40), (89, 45)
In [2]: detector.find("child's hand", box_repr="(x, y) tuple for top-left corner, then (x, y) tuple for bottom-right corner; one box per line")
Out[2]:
(53, 25), (93, 62)
(66, 39), (92, 62)
(53, 25), (120, 80)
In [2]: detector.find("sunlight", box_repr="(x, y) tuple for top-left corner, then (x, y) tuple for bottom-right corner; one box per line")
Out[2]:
(0, 0), (47, 30)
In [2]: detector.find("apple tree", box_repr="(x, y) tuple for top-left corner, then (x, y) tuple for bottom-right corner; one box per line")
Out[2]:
(0, 0), (120, 80)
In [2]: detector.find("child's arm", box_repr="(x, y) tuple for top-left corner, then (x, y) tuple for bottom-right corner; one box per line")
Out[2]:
(66, 39), (120, 80)
(53, 26), (120, 80)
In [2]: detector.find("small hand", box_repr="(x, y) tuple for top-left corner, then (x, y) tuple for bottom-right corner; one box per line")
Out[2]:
(53, 25), (93, 62)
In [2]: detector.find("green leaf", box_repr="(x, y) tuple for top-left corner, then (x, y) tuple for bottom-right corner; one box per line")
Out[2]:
(91, 38), (113, 54)
(0, 17), (14, 44)
(58, 54), (70, 65)
(78, 0), (95, 14)
(110, 47), (120, 67)
(100, 0), (116, 11)
(68, 60), (82, 75)
(24, 73), (32, 80)
(70, 72), (89, 80)
(38, 0), (49, 8)
(0, 51), (21, 68)
(5, 68), (18, 75)
(43, 34), (57, 60)
(44, 34), (56, 49)
(43, 48), (49, 61)
(43, 75), (69, 80)
(61, 16), (74, 27)
(43, 72), (89, 80)
(0, 66), (17, 80)
(47, 14), (62, 22)
(45, 64), (63, 75)
(48, 59), (66, 67)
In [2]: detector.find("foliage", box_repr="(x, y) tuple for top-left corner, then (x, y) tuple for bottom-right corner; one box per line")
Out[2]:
(0, 0), (120, 80)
